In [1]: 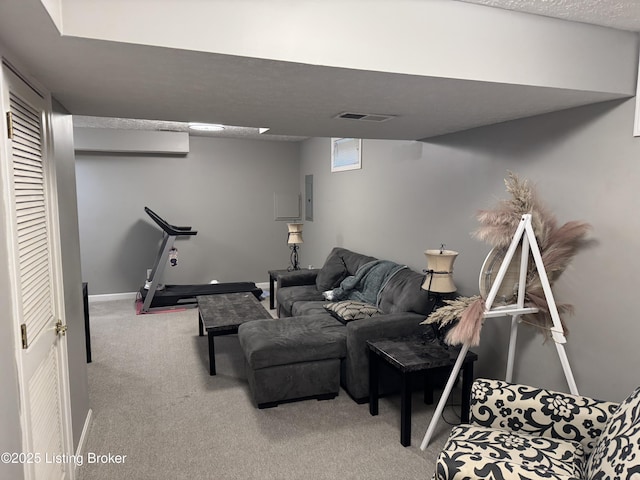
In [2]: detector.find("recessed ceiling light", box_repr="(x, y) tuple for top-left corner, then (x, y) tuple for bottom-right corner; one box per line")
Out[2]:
(188, 122), (225, 132)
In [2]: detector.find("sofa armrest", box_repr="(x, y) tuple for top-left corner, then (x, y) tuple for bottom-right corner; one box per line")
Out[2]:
(342, 312), (426, 401)
(277, 269), (320, 288)
(470, 378), (619, 455)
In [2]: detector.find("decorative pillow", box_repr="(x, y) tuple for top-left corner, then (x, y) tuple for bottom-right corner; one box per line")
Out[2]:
(584, 385), (640, 480)
(316, 252), (348, 291)
(324, 300), (382, 324)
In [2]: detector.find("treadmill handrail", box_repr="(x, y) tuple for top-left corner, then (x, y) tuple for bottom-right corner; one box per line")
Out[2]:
(144, 206), (198, 236)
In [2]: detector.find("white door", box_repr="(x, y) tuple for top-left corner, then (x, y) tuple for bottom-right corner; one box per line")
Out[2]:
(1, 63), (74, 480)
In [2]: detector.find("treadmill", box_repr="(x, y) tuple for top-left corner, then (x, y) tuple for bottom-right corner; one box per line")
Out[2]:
(139, 207), (262, 313)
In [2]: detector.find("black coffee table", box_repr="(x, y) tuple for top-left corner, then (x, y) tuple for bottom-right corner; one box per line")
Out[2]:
(197, 293), (270, 375)
(367, 336), (478, 447)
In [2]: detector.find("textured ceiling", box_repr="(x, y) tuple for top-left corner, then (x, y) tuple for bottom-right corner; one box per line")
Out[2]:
(459, 0), (640, 31)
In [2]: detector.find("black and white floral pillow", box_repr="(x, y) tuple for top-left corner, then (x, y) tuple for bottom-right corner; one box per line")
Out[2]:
(584, 385), (640, 480)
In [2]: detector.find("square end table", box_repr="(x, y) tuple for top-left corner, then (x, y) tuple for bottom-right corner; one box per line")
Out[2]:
(367, 335), (478, 447)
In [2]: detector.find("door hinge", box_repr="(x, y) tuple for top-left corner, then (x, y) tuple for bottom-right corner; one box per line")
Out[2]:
(20, 323), (28, 349)
(6, 111), (13, 139)
(55, 320), (67, 336)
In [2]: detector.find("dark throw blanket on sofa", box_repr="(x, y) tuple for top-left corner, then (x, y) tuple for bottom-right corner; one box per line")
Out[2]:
(331, 260), (407, 306)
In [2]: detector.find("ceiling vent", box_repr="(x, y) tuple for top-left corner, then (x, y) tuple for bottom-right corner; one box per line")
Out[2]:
(335, 112), (396, 122)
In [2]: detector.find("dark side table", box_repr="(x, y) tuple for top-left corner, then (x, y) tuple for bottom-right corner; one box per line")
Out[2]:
(367, 336), (478, 447)
(267, 269), (290, 310)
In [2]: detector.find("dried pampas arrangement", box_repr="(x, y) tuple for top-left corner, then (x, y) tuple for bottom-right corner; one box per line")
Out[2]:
(474, 173), (557, 250)
(422, 172), (590, 346)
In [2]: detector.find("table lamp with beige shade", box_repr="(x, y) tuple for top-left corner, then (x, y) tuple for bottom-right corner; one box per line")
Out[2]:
(421, 247), (458, 294)
(420, 246), (459, 343)
(287, 223), (303, 271)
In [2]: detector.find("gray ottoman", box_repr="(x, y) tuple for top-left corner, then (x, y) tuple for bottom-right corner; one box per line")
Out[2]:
(238, 314), (346, 408)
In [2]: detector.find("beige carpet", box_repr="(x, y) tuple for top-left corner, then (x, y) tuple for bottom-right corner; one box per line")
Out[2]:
(77, 298), (455, 480)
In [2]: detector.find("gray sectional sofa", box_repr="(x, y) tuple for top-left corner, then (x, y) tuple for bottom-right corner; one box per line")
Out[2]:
(238, 247), (453, 407)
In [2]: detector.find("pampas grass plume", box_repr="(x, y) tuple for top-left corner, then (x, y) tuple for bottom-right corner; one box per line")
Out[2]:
(421, 296), (481, 327)
(445, 297), (485, 346)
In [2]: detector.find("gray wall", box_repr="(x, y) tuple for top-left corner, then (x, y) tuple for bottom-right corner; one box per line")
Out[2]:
(75, 136), (301, 294)
(52, 99), (90, 449)
(300, 98), (640, 403)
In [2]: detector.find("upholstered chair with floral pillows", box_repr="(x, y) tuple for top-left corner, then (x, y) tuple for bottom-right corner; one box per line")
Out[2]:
(434, 378), (640, 480)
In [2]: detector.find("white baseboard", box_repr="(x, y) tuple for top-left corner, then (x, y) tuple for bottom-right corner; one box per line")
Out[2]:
(73, 408), (93, 475)
(255, 282), (269, 292)
(89, 292), (137, 303)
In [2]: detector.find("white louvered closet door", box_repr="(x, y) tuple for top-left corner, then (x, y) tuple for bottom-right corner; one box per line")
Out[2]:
(2, 63), (73, 480)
